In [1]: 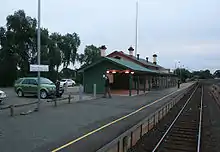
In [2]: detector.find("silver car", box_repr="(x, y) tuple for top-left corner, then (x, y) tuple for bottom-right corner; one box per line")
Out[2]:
(0, 90), (6, 104)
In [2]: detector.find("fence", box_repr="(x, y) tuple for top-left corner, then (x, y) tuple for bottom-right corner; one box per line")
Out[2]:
(0, 85), (91, 116)
(96, 83), (195, 152)
(0, 94), (77, 116)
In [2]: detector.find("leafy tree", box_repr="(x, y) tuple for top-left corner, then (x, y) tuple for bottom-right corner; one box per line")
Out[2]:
(5, 10), (37, 76)
(77, 45), (101, 66)
(60, 68), (76, 79)
(174, 68), (192, 82)
(59, 33), (80, 68)
(0, 9), (81, 86)
(192, 70), (213, 79)
(214, 70), (220, 78)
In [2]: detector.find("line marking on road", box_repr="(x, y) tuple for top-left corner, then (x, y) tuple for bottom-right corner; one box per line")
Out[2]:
(51, 84), (192, 152)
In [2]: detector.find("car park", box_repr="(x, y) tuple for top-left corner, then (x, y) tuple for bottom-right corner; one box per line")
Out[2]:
(14, 77), (64, 99)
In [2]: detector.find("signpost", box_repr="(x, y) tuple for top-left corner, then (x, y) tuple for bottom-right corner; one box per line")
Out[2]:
(30, 65), (49, 72)
(30, 64), (48, 111)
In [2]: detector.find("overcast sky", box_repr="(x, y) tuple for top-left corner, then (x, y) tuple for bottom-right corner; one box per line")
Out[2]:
(0, 0), (219, 72)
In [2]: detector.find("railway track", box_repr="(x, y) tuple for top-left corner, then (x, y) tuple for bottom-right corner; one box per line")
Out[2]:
(151, 85), (203, 152)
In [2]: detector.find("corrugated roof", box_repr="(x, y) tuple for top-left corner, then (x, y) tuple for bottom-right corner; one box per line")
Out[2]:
(105, 57), (157, 73)
(108, 51), (165, 69)
(130, 56), (164, 68)
(78, 57), (173, 75)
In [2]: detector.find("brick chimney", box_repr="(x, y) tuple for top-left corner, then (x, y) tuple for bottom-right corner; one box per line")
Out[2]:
(146, 57), (148, 62)
(137, 54), (140, 60)
(100, 45), (107, 57)
(128, 46), (134, 56)
(153, 54), (157, 64)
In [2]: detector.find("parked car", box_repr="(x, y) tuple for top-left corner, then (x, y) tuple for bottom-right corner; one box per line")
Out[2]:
(60, 79), (76, 87)
(0, 90), (6, 104)
(14, 77), (64, 99)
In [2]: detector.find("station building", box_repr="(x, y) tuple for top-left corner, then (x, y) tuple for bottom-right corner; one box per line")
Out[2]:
(78, 46), (177, 96)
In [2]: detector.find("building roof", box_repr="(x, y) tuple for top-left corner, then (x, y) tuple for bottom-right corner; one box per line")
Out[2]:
(106, 57), (157, 73)
(133, 57), (164, 69)
(107, 51), (165, 69)
(77, 57), (173, 75)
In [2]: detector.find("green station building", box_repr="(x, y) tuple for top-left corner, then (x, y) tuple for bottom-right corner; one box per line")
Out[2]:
(78, 47), (177, 96)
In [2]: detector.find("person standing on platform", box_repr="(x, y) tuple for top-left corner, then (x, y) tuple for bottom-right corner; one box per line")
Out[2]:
(177, 79), (181, 89)
(103, 74), (112, 98)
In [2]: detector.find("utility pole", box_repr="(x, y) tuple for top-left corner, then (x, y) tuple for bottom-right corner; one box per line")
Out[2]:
(37, 0), (41, 111)
(135, 0), (138, 57)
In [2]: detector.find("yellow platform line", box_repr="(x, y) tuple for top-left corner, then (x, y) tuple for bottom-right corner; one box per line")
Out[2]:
(52, 85), (190, 152)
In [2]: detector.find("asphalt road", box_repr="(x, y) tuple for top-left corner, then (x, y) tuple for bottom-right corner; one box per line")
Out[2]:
(0, 83), (193, 152)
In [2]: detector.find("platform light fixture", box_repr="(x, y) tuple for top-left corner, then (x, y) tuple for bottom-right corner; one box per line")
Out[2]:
(106, 70), (110, 74)
(125, 70), (130, 74)
(112, 70), (116, 74)
(131, 71), (134, 74)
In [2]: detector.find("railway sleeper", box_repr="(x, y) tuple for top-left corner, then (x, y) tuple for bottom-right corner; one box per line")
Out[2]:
(161, 144), (196, 152)
(168, 132), (197, 139)
(165, 136), (197, 143)
(166, 134), (197, 142)
(178, 116), (199, 122)
(172, 127), (198, 132)
(177, 120), (198, 124)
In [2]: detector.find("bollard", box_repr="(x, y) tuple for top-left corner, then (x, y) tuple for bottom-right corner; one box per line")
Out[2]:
(79, 84), (83, 101)
(154, 115), (156, 126)
(93, 84), (96, 98)
(54, 97), (57, 107)
(147, 118), (150, 132)
(140, 124), (143, 138)
(10, 105), (14, 117)
(68, 94), (71, 104)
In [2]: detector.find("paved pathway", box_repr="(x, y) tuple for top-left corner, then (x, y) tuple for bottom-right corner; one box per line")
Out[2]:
(0, 83), (193, 152)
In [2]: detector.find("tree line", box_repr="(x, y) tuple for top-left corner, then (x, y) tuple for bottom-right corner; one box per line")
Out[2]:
(174, 68), (216, 82)
(0, 10), (218, 87)
(0, 10), (101, 86)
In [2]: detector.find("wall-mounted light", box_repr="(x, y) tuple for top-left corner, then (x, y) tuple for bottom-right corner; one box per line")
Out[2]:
(125, 70), (130, 74)
(112, 70), (116, 74)
(131, 72), (134, 74)
(106, 70), (110, 74)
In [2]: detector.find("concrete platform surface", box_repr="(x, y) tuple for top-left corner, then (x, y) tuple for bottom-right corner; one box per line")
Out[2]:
(0, 83), (193, 152)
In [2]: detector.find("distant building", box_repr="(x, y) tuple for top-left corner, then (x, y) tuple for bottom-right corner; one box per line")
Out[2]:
(78, 47), (177, 95)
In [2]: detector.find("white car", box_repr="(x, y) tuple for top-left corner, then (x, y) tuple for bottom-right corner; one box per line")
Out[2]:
(60, 79), (76, 87)
(0, 90), (6, 104)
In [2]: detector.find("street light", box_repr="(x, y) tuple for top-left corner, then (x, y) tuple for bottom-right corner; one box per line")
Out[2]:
(174, 60), (180, 75)
(135, 0), (139, 57)
(36, 0), (41, 111)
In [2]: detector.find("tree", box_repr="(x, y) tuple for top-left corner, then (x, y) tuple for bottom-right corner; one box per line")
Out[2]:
(77, 45), (101, 67)
(6, 10), (37, 76)
(174, 68), (192, 82)
(192, 70), (213, 79)
(59, 33), (80, 68)
(0, 9), (81, 86)
(214, 70), (220, 78)
(60, 68), (76, 79)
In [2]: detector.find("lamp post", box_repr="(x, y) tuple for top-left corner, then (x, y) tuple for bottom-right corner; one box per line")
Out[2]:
(36, 0), (41, 111)
(180, 64), (184, 83)
(135, 0), (139, 57)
